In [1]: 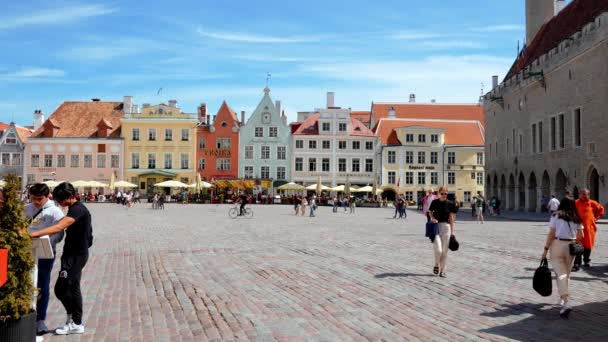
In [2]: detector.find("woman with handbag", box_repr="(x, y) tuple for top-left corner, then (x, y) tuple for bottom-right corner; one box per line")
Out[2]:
(429, 186), (457, 278)
(541, 197), (584, 317)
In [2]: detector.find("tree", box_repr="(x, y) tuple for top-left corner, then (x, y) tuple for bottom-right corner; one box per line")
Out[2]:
(0, 174), (34, 322)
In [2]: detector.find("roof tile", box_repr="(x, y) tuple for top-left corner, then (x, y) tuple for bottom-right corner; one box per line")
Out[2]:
(376, 118), (485, 146)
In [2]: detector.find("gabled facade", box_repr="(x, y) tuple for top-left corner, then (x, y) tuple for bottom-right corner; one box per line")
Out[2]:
(0, 122), (33, 186)
(238, 87), (291, 185)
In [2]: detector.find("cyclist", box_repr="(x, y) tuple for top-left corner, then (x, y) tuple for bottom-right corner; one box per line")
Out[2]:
(238, 191), (249, 216)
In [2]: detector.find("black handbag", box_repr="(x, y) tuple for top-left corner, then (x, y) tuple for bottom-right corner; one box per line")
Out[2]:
(569, 241), (584, 256)
(448, 235), (459, 251)
(533, 258), (552, 297)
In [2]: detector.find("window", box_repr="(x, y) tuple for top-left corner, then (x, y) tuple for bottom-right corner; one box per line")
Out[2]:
(448, 172), (456, 185)
(338, 123), (347, 132)
(338, 141), (346, 150)
(352, 159), (360, 172)
(388, 171), (396, 184)
(477, 152), (484, 165)
(245, 146), (253, 159)
(405, 191), (413, 202)
(261, 146), (270, 159)
(431, 134), (439, 143)
(296, 140), (303, 149)
(532, 124), (537, 153)
(255, 127), (263, 137)
(165, 128), (173, 141)
(131, 153), (140, 169)
(277, 146), (286, 160)
(244, 166), (253, 178)
(322, 158), (330, 172)
(276, 166), (286, 180)
(447, 152), (456, 164)
(417, 151), (425, 164)
(57, 154), (65, 167)
(558, 114), (564, 149)
(352, 141), (360, 150)
(430, 172), (438, 185)
(338, 158), (346, 172)
(180, 153), (189, 169)
(308, 158), (317, 172)
(366, 141), (373, 150)
(70, 155), (79, 168)
(406, 134), (414, 143)
(550, 117), (556, 151)
(111, 155), (119, 168)
(512, 129), (516, 153)
(322, 122), (330, 132)
(147, 153), (156, 169)
(405, 172), (414, 185)
(574, 108), (581, 147)
(259, 166), (270, 179)
(477, 172), (484, 185)
(97, 154), (106, 168)
(44, 154), (53, 167)
(464, 191), (472, 203)
(417, 172), (425, 185)
(31, 154), (40, 167)
(217, 159), (230, 171)
(506, 138), (510, 156)
(269, 127), (278, 137)
(471, 172), (476, 180)
(405, 151), (413, 164)
(418, 134), (426, 143)
(83, 155), (92, 168)
(148, 128), (156, 141)
(217, 138), (231, 149)
(538, 121), (543, 153)
(365, 159), (373, 172)
(181, 128), (189, 141)
(198, 158), (205, 170)
(132, 128), (140, 141)
(430, 152), (438, 164)
(519, 133), (523, 154)
(388, 151), (396, 164)
(322, 140), (330, 149)
(295, 158), (303, 171)
(199, 138), (206, 149)
(309, 140), (317, 149)
(5, 133), (16, 144)
(164, 153), (172, 169)
(1, 153), (9, 166)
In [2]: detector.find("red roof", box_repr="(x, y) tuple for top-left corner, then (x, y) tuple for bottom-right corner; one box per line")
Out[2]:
(293, 113), (375, 137)
(507, 0), (608, 78)
(0, 122), (34, 142)
(372, 103), (484, 127)
(216, 101), (239, 123)
(375, 118), (485, 146)
(351, 111), (371, 124)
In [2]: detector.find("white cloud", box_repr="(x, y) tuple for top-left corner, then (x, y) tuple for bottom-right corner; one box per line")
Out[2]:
(470, 24), (524, 32)
(197, 28), (321, 43)
(0, 68), (65, 79)
(62, 46), (136, 61)
(416, 40), (485, 49)
(0, 4), (116, 30)
(388, 32), (446, 40)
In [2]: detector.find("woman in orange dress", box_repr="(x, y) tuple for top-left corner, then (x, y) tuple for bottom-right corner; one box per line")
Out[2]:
(574, 189), (605, 270)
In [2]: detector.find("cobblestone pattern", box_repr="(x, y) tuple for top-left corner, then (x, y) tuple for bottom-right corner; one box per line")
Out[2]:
(43, 204), (608, 341)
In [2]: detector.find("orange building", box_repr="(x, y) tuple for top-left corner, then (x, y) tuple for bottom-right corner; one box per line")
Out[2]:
(196, 102), (241, 181)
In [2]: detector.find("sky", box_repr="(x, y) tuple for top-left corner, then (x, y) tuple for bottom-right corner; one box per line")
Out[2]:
(0, 0), (536, 126)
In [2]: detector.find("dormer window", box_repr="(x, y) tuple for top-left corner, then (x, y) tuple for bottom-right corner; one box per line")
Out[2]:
(5, 133), (17, 144)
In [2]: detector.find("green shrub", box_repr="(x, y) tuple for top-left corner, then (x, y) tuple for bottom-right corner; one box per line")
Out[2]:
(0, 174), (34, 322)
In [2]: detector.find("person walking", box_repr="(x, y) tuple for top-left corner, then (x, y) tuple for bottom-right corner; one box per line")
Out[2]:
(429, 186), (457, 278)
(471, 198), (476, 218)
(541, 197), (584, 317)
(343, 196), (348, 212)
(309, 195), (317, 217)
(422, 189), (436, 222)
(475, 195), (485, 224)
(25, 183), (65, 335)
(547, 195), (560, 214)
(573, 189), (605, 270)
(349, 195), (355, 214)
(300, 196), (308, 216)
(332, 195), (338, 213)
(393, 196), (401, 219)
(30, 182), (93, 335)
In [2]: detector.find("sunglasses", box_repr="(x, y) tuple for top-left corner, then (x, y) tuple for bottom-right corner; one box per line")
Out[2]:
(440, 192), (447, 195)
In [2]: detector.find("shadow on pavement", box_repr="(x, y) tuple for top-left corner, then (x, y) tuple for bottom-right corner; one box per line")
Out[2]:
(374, 273), (435, 278)
(516, 264), (608, 284)
(480, 300), (608, 341)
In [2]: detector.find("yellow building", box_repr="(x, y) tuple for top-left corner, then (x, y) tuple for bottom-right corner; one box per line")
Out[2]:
(121, 99), (198, 197)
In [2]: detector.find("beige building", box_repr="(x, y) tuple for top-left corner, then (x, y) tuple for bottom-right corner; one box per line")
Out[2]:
(483, 0), (608, 211)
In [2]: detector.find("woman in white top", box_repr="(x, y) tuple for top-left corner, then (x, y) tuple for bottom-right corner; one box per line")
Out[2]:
(541, 197), (584, 317)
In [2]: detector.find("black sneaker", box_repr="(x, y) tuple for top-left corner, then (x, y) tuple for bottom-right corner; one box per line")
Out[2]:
(583, 263), (591, 268)
(572, 265), (580, 272)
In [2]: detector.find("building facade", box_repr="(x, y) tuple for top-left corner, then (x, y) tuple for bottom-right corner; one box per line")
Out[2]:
(24, 100), (125, 188)
(196, 102), (241, 181)
(0, 122), (33, 186)
(121, 99), (198, 196)
(238, 87), (291, 186)
(483, 0), (608, 211)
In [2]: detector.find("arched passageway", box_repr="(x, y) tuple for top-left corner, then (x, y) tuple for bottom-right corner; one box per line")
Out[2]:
(555, 169), (568, 199)
(518, 172), (526, 211)
(528, 172), (538, 212)
(508, 174), (515, 210)
(588, 167), (600, 201)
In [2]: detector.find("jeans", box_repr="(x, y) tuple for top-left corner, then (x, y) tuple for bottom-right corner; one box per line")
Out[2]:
(574, 248), (592, 266)
(37, 257), (56, 321)
(550, 240), (575, 297)
(433, 223), (451, 272)
(55, 254), (88, 325)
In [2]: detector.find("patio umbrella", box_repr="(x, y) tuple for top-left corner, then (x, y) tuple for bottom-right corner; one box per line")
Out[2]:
(70, 180), (90, 188)
(356, 185), (373, 193)
(331, 185), (345, 192)
(88, 181), (108, 187)
(306, 184), (331, 191)
(114, 180), (138, 188)
(154, 180), (189, 188)
(42, 180), (62, 188)
(277, 182), (305, 190)
(201, 181), (214, 188)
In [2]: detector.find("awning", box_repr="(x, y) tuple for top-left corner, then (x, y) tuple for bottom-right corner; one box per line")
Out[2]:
(137, 170), (177, 178)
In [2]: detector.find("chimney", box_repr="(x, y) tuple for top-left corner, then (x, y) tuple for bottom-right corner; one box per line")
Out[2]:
(430, 99), (436, 104)
(132, 104), (139, 114)
(123, 96), (133, 115)
(526, 0), (555, 44)
(275, 100), (281, 115)
(555, 0), (566, 14)
(33, 110), (44, 131)
(91, 98), (100, 102)
(206, 115), (210, 125)
(212, 115), (216, 124)
(388, 106), (396, 118)
(492, 75), (499, 89)
(198, 103), (207, 122)
(168, 100), (177, 108)
(409, 94), (416, 103)
(241, 111), (246, 124)
(326, 92), (335, 108)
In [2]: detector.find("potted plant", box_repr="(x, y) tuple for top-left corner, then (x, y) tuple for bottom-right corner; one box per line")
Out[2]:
(0, 174), (36, 342)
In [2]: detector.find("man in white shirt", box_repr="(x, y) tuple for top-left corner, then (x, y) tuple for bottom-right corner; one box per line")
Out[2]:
(547, 195), (560, 214)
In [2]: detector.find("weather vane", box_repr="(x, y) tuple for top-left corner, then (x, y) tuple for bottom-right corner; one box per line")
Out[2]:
(266, 72), (271, 86)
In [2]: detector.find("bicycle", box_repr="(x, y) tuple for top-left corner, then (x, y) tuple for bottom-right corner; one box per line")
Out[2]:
(229, 204), (253, 219)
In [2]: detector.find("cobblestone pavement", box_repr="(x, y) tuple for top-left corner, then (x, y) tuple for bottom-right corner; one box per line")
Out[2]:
(42, 204), (608, 342)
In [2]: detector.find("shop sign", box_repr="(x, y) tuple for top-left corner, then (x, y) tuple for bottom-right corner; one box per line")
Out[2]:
(408, 165), (435, 170)
(202, 149), (231, 157)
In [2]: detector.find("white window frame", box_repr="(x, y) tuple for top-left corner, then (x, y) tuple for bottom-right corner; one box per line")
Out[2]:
(131, 153), (140, 169)
(164, 152), (173, 169)
(245, 146), (254, 160)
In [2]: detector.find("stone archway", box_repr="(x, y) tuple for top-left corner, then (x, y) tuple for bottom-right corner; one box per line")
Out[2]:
(588, 166), (600, 201)
(508, 173), (515, 210)
(518, 172), (526, 211)
(493, 174), (498, 200)
(555, 169), (567, 199)
(486, 174), (492, 198)
(541, 171), (551, 212)
(528, 172), (538, 212)
(383, 188), (397, 201)
(573, 186), (579, 200)
(500, 174), (506, 207)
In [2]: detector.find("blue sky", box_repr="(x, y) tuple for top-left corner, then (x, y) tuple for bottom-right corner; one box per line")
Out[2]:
(0, 0), (534, 125)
